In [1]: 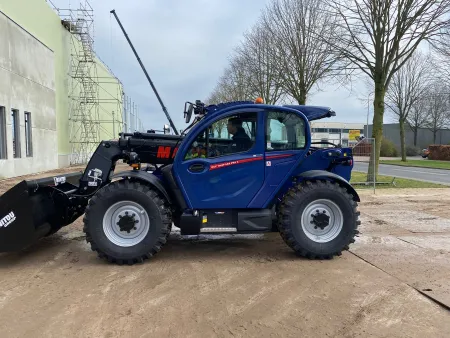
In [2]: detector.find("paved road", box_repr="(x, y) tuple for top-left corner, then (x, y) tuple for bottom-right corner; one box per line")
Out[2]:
(354, 162), (450, 185)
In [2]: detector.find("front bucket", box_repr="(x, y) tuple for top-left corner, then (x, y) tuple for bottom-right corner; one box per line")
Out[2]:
(0, 172), (83, 252)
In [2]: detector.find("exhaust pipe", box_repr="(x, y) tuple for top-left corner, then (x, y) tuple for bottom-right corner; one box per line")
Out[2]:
(0, 172), (85, 252)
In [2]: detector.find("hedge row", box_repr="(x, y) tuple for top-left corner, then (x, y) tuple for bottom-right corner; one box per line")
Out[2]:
(428, 145), (450, 161)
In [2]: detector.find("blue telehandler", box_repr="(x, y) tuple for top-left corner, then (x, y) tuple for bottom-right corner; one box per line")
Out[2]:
(0, 99), (360, 264)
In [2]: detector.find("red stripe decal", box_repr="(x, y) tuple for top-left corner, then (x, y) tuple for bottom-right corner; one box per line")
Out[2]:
(209, 156), (263, 171)
(266, 154), (294, 160)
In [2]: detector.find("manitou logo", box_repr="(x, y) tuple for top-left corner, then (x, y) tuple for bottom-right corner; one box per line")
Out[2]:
(156, 146), (178, 159)
(0, 211), (16, 228)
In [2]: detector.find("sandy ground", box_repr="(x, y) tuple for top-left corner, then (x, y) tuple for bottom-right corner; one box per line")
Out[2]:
(0, 167), (450, 337)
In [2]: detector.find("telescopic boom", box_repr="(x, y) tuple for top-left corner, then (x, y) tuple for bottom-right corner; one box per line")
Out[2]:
(110, 9), (179, 135)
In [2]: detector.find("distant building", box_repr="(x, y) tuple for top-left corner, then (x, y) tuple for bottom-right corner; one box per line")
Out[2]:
(0, 0), (142, 179)
(367, 123), (450, 150)
(311, 121), (450, 150)
(310, 121), (366, 147)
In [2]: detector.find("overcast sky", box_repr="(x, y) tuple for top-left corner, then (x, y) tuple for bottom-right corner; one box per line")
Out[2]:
(51, 0), (381, 132)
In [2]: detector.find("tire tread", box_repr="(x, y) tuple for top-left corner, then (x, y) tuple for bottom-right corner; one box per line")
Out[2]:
(277, 179), (359, 259)
(83, 180), (172, 265)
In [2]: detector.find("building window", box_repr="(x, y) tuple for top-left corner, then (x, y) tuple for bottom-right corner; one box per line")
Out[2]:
(11, 109), (20, 158)
(317, 128), (328, 133)
(24, 112), (32, 157)
(342, 129), (349, 133)
(329, 128), (341, 133)
(0, 107), (6, 159)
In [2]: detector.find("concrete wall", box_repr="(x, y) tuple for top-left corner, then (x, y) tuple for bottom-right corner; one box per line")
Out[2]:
(0, 0), (124, 172)
(0, 11), (57, 178)
(367, 124), (450, 150)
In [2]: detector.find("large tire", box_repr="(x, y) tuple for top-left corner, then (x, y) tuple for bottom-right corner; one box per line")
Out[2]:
(83, 180), (172, 265)
(278, 180), (360, 259)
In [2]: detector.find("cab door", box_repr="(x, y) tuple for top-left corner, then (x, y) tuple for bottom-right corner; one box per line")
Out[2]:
(248, 109), (311, 208)
(173, 109), (265, 209)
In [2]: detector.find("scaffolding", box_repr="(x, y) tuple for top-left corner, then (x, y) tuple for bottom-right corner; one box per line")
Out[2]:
(49, 0), (144, 164)
(57, 1), (98, 164)
(123, 93), (144, 133)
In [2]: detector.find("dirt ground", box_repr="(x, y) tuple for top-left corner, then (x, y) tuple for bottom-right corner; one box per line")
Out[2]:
(1, 167), (450, 338)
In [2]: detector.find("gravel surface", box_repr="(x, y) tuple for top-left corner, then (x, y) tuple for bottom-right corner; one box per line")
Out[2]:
(0, 168), (449, 337)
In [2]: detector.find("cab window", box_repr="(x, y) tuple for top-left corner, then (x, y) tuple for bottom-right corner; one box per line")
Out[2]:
(184, 112), (257, 160)
(266, 111), (306, 151)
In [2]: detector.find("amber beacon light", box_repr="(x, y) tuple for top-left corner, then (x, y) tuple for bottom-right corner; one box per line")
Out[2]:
(255, 97), (264, 104)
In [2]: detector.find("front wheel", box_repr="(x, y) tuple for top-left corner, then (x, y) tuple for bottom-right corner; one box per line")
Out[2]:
(83, 180), (172, 265)
(278, 180), (360, 259)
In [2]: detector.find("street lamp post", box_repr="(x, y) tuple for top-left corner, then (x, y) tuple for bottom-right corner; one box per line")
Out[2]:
(366, 91), (374, 138)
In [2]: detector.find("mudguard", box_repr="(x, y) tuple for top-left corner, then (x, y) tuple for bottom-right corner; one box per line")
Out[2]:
(296, 170), (360, 202)
(0, 172), (84, 252)
(111, 170), (172, 203)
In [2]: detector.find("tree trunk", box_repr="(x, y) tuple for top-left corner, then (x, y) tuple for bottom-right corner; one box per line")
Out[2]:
(297, 88), (307, 105)
(413, 128), (418, 146)
(399, 119), (406, 162)
(367, 81), (385, 182)
(433, 130), (437, 143)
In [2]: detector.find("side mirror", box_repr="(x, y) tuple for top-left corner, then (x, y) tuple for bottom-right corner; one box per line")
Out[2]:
(163, 124), (171, 134)
(185, 103), (194, 123)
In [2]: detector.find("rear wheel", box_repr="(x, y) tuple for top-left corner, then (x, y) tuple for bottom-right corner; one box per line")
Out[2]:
(278, 180), (360, 259)
(83, 180), (171, 265)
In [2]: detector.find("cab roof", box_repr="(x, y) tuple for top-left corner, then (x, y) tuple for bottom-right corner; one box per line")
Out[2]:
(204, 101), (335, 122)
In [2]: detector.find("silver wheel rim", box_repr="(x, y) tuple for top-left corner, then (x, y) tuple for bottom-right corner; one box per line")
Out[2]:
(102, 201), (150, 247)
(301, 199), (343, 243)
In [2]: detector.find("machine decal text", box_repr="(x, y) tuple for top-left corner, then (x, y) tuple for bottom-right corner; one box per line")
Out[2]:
(0, 211), (16, 228)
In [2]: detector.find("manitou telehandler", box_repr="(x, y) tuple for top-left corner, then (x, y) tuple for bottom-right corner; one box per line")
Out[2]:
(0, 99), (360, 265)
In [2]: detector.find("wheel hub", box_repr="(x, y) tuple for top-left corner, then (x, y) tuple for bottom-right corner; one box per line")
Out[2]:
(103, 201), (150, 247)
(300, 199), (344, 243)
(311, 210), (330, 230)
(117, 212), (139, 233)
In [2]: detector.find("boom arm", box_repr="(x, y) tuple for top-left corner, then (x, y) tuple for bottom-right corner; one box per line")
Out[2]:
(110, 9), (179, 135)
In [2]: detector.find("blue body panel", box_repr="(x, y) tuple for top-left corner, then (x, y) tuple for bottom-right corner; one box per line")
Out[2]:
(172, 102), (352, 210)
(173, 107), (266, 209)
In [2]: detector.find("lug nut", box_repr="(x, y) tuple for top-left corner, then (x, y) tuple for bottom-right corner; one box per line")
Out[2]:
(133, 227), (137, 230)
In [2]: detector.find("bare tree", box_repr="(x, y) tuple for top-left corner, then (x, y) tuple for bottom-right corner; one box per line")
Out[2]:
(234, 21), (284, 104)
(424, 83), (450, 143)
(407, 98), (429, 147)
(261, 0), (344, 105)
(326, 0), (450, 175)
(385, 51), (432, 161)
(204, 90), (227, 138)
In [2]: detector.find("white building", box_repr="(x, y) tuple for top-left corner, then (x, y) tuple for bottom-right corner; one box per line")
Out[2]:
(310, 122), (366, 147)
